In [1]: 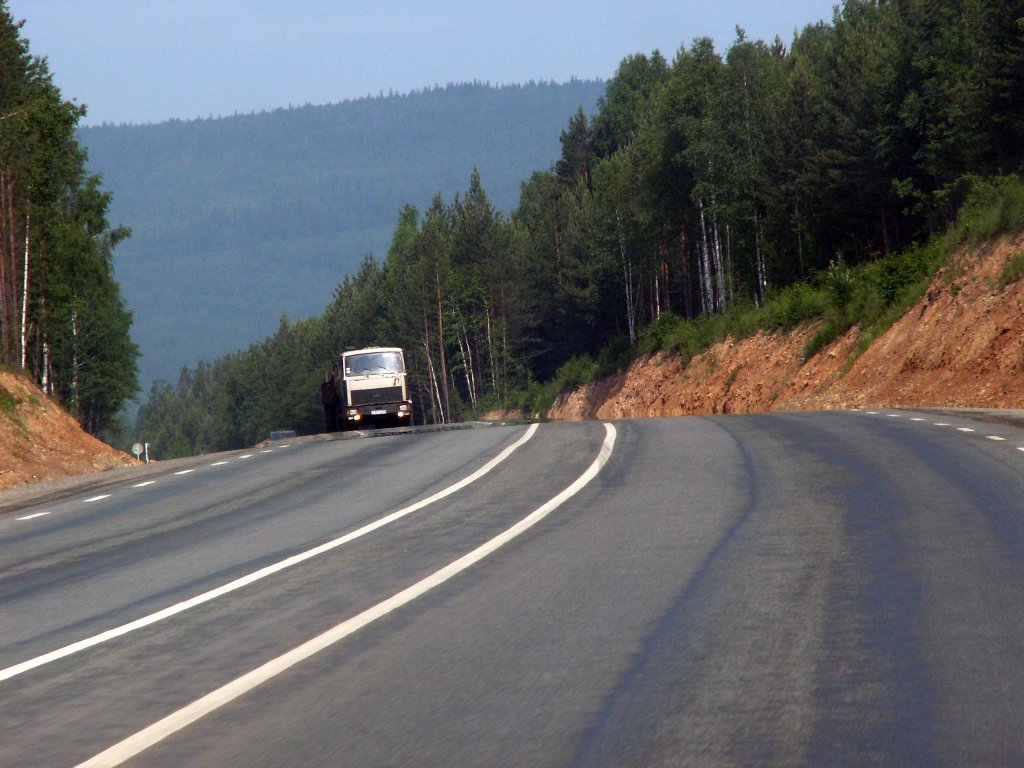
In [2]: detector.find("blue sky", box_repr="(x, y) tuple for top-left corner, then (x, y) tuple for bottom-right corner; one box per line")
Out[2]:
(9, 1), (837, 126)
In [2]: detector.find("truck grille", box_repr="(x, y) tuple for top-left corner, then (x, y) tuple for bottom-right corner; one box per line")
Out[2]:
(351, 386), (403, 406)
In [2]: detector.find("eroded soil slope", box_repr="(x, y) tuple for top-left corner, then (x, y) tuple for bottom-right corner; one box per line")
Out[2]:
(549, 233), (1024, 420)
(0, 369), (135, 490)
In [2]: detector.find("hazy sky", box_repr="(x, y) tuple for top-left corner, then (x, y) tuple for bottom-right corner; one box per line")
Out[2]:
(9, 1), (838, 126)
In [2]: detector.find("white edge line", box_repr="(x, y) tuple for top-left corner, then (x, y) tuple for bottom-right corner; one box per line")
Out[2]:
(0, 424), (540, 685)
(17, 511), (50, 521)
(75, 423), (615, 768)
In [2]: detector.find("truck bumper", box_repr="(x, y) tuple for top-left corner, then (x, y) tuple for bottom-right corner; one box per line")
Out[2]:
(344, 401), (413, 423)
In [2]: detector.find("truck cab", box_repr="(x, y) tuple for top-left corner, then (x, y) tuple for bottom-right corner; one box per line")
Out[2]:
(323, 347), (413, 431)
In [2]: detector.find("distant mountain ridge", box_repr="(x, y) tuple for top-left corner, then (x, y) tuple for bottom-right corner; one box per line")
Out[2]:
(78, 79), (605, 394)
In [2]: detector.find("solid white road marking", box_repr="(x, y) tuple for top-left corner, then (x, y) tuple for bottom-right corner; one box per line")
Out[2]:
(173, 469), (195, 476)
(132, 481), (156, 488)
(84, 495), (110, 503)
(0, 424), (540, 685)
(17, 512), (50, 521)
(75, 423), (615, 768)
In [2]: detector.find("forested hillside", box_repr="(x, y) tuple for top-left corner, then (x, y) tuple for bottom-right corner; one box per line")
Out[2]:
(136, 0), (1024, 458)
(0, 4), (136, 438)
(79, 80), (605, 391)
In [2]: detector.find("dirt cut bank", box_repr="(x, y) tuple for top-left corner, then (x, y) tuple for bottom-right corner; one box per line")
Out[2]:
(548, 233), (1024, 420)
(0, 369), (136, 491)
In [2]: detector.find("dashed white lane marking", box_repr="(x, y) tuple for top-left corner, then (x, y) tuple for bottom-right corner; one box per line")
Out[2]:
(173, 469), (195, 476)
(17, 512), (50, 521)
(0, 424), (540, 685)
(132, 481), (156, 488)
(210, 461), (229, 467)
(74, 423), (614, 768)
(260, 450), (273, 454)
(862, 412), (1022, 454)
(238, 454), (254, 459)
(84, 495), (110, 503)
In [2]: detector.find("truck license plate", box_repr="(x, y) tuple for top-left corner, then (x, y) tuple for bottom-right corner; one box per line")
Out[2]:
(371, 409), (387, 415)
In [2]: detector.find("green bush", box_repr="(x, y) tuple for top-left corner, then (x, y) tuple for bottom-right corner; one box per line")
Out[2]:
(999, 251), (1024, 289)
(957, 175), (1024, 244)
(0, 384), (19, 415)
(763, 283), (829, 330)
(596, 336), (634, 377)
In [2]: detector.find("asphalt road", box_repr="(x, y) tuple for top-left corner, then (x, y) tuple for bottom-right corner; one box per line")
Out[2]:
(1, 411), (1023, 767)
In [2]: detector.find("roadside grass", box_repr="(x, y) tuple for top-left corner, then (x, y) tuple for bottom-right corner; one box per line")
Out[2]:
(0, 383), (19, 415)
(998, 251), (1024, 290)
(0, 382), (28, 436)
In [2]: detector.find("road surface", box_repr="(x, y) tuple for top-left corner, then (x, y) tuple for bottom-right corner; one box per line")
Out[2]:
(1, 411), (1022, 767)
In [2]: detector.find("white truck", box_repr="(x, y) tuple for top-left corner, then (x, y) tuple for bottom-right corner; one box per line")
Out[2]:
(321, 346), (413, 431)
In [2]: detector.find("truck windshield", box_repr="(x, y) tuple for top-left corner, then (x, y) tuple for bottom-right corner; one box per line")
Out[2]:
(344, 351), (405, 376)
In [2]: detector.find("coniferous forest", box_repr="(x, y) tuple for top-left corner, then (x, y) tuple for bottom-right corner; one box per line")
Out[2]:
(128, 0), (1021, 456)
(0, 6), (137, 437)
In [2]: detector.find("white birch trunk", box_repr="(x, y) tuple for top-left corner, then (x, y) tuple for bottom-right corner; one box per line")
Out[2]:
(19, 209), (28, 369)
(485, 299), (497, 396)
(698, 198), (714, 314)
(71, 305), (80, 414)
(616, 211), (637, 344)
(423, 339), (444, 424)
(456, 325), (477, 410)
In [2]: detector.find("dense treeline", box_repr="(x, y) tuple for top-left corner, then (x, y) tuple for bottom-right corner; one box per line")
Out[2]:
(137, 0), (1024, 457)
(0, 4), (136, 435)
